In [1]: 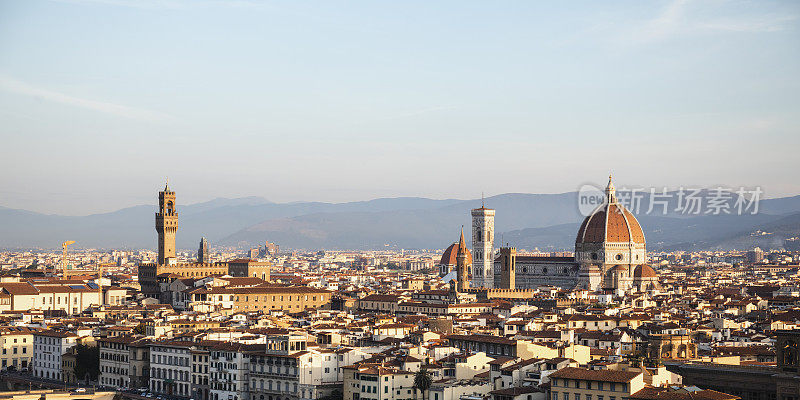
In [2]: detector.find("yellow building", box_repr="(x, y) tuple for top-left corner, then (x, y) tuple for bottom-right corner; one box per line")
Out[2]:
(168, 319), (222, 334)
(549, 367), (644, 400)
(189, 286), (331, 313)
(0, 326), (36, 371)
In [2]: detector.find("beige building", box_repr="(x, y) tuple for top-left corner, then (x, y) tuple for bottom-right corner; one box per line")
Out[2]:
(228, 259), (271, 281)
(189, 285), (331, 313)
(343, 364), (416, 400)
(549, 367), (644, 400)
(0, 326), (36, 371)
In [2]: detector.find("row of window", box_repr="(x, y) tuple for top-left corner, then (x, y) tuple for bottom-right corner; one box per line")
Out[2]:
(553, 392), (619, 400)
(1, 337), (28, 344)
(552, 379), (627, 391)
(251, 380), (296, 393)
(1, 347), (27, 355)
(100, 351), (128, 362)
(151, 353), (190, 366)
(151, 367), (189, 381)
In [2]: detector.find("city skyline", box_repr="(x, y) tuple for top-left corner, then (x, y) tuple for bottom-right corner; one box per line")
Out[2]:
(2, 0), (799, 214)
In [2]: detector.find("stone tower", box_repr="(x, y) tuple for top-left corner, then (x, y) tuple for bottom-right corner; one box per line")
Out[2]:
(498, 247), (516, 290)
(471, 204), (495, 288)
(456, 228), (471, 292)
(198, 237), (210, 263)
(155, 182), (178, 265)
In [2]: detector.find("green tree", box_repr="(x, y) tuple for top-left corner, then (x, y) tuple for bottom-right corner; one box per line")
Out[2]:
(413, 368), (432, 400)
(133, 324), (146, 335)
(74, 344), (99, 383)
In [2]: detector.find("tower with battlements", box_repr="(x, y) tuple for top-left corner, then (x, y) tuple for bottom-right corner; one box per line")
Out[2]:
(155, 182), (178, 265)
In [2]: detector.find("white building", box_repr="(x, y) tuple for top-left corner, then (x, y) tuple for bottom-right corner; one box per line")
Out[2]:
(297, 348), (371, 400)
(209, 343), (255, 400)
(150, 341), (194, 398)
(33, 330), (78, 381)
(98, 336), (136, 389)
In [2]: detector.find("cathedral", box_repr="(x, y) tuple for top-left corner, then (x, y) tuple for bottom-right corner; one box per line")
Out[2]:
(443, 176), (658, 293)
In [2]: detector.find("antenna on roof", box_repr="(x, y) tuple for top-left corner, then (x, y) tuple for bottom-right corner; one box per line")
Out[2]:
(482, 192), (485, 208)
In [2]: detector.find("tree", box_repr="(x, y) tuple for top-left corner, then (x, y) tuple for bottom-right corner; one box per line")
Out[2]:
(133, 324), (146, 335)
(74, 344), (99, 383)
(413, 368), (432, 400)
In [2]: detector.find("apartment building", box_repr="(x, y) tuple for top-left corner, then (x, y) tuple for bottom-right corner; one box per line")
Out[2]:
(129, 338), (151, 389)
(189, 286), (331, 314)
(98, 336), (140, 389)
(0, 326), (35, 371)
(296, 348), (371, 400)
(32, 330), (78, 381)
(249, 352), (301, 400)
(209, 343), (260, 400)
(342, 364), (416, 400)
(150, 341), (194, 398)
(549, 368), (644, 400)
(192, 347), (211, 400)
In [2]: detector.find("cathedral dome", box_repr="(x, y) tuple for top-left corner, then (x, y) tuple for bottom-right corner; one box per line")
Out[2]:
(633, 264), (657, 278)
(575, 176), (645, 245)
(440, 242), (472, 266)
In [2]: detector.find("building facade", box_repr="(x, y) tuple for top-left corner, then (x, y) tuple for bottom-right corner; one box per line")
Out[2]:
(32, 330), (78, 381)
(98, 336), (134, 389)
(0, 327), (35, 371)
(150, 341), (194, 399)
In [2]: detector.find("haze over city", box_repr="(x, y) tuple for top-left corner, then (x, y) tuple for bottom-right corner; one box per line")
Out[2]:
(3, 2), (800, 400)
(2, 0), (799, 215)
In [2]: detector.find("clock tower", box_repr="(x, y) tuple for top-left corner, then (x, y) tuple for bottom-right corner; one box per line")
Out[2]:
(155, 182), (178, 265)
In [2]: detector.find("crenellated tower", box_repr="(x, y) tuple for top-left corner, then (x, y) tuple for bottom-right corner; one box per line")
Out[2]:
(155, 182), (178, 265)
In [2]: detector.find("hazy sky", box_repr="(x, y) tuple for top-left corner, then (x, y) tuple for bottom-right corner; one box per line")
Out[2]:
(1, 0), (799, 215)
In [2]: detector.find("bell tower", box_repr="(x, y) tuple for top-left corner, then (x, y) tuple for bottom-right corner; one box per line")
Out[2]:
(455, 228), (471, 292)
(155, 181), (178, 265)
(471, 201), (495, 288)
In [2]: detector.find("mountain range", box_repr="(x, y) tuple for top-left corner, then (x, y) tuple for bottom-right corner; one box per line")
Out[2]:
(1, 192), (799, 252)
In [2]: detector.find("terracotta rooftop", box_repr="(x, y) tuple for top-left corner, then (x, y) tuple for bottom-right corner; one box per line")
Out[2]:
(550, 367), (641, 383)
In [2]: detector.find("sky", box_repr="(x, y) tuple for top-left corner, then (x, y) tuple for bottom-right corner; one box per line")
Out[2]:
(1, 0), (799, 215)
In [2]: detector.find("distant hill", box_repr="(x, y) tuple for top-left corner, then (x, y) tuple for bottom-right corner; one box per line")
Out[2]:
(1, 193), (799, 251)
